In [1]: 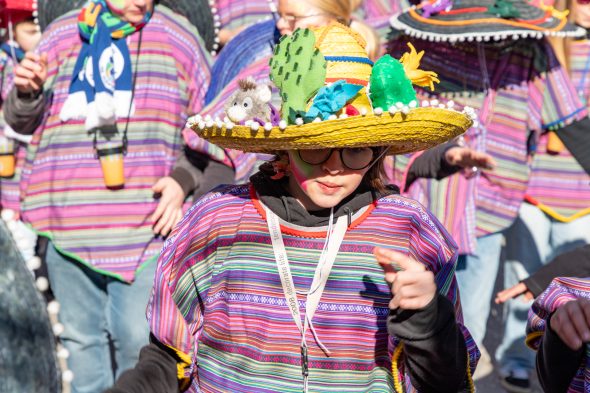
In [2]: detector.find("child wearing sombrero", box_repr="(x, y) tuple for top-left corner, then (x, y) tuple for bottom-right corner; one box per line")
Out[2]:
(108, 23), (478, 393)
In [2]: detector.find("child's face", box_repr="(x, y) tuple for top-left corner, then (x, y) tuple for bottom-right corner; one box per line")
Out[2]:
(107, 0), (154, 24)
(286, 149), (373, 211)
(573, 0), (590, 28)
(14, 21), (40, 52)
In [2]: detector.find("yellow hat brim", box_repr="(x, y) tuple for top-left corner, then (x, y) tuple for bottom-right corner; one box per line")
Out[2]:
(192, 107), (472, 155)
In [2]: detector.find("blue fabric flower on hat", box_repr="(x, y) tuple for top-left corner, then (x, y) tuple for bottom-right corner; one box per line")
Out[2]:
(305, 80), (363, 120)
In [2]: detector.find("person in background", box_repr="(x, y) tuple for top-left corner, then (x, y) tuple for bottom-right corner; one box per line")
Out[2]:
(497, 0), (590, 389)
(496, 245), (590, 304)
(388, 1), (589, 389)
(0, 0), (41, 263)
(3, 0), (225, 391)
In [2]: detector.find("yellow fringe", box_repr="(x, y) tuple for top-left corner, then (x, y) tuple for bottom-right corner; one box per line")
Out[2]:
(392, 343), (405, 393)
(391, 344), (476, 393)
(525, 331), (545, 349)
(466, 352), (475, 393)
(535, 203), (590, 223)
(165, 345), (192, 390)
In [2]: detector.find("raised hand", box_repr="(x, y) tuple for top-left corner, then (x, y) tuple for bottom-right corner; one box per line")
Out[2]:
(374, 247), (436, 310)
(14, 52), (48, 94)
(495, 282), (534, 304)
(550, 299), (590, 350)
(445, 146), (496, 170)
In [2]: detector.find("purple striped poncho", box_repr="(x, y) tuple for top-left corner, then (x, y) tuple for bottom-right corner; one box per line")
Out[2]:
(148, 184), (479, 392)
(388, 39), (587, 254)
(214, 0), (275, 34)
(356, 0), (409, 42)
(19, 5), (216, 282)
(0, 52), (24, 213)
(524, 38), (590, 221)
(527, 277), (590, 393)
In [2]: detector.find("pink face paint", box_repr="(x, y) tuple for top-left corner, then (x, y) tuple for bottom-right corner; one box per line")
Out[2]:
(289, 153), (315, 193)
(106, 0), (126, 14)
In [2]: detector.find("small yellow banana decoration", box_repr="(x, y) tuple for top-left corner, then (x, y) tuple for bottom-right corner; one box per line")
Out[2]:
(400, 43), (440, 91)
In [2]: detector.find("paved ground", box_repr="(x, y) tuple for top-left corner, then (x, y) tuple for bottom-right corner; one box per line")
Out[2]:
(474, 255), (542, 393)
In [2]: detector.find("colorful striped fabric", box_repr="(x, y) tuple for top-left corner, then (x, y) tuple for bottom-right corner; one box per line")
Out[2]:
(205, 19), (277, 104)
(570, 39), (590, 108)
(189, 55), (277, 183)
(523, 39), (590, 221)
(214, 0), (275, 35)
(19, 5), (212, 283)
(526, 277), (590, 393)
(388, 39), (587, 254)
(0, 52), (23, 213)
(356, 0), (409, 41)
(148, 184), (479, 392)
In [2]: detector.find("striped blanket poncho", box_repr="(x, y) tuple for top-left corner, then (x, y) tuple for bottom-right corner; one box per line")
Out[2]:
(19, 5), (215, 282)
(388, 38), (588, 254)
(148, 184), (479, 392)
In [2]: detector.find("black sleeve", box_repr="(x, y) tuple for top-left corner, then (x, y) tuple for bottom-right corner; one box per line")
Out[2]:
(103, 335), (182, 393)
(536, 318), (584, 393)
(169, 146), (206, 197)
(523, 245), (590, 297)
(4, 87), (46, 135)
(555, 117), (590, 176)
(405, 143), (462, 190)
(168, 147), (235, 200)
(388, 294), (468, 393)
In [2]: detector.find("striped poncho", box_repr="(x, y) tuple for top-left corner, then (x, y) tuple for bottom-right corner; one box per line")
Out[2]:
(388, 38), (588, 254)
(19, 6), (215, 282)
(0, 52), (23, 213)
(147, 184), (479, 392)
(527, 277), (590, 393)
(524, 38), (590, 222)
(214, 0), (275, 36)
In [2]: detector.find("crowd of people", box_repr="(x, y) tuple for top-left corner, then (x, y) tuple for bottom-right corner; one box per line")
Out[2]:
(1, 0), (590, 392)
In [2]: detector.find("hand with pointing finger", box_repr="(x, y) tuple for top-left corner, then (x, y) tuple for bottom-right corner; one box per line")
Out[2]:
(14, 52), (48, 94)
(495, 282), (534, 304)
(374, 247), (437, 310)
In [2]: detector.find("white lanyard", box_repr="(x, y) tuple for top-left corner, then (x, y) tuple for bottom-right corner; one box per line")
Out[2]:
(265, 207), (348, 392)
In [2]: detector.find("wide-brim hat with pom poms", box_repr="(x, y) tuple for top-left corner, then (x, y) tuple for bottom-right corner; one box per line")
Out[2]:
(37, 0), (214, 51)
(191, 22), (474, 155)
(390, 0), (584, 43)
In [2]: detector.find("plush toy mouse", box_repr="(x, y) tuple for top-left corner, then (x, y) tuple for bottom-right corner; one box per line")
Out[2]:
(225, 77), (273, 124)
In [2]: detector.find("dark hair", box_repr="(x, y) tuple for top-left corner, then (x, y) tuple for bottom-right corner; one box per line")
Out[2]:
(259, 147), (388, 193)
(364, 147), (388, 193)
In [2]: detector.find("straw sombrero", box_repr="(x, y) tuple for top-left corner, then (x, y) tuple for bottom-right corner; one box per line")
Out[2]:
(390, 0), (585, 43)
(191, 22), (474, 155)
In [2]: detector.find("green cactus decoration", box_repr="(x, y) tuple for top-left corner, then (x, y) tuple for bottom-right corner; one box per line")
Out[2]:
(269, 28), (327, 122)
(369, 54), (417, 110)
